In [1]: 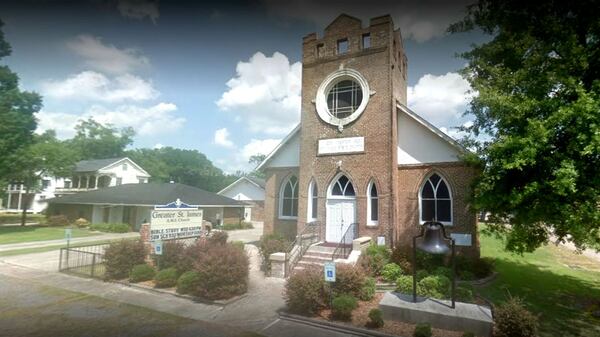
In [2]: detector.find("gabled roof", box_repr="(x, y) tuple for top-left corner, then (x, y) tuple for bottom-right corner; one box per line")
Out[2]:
(256, 124), (301, 171)
(396, 102), (468, 154)
(47, 183), (247, 207)
(218, 176), (266, 195)
(74, 157), (127, 172)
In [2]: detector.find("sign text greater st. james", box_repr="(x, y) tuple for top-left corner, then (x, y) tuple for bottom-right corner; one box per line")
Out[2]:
(150, 209), (203, 241)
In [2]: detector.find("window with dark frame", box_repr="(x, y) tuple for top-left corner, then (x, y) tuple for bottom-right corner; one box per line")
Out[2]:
(337, 38), (349, 54)
(420, 173), (452, 223)
(309, 181), (318, 220)
(331, 175), (355, 197)
(281, 176), (299, 217)
(326, 80), (363, 119)
(316, 43), (324, 57)
(362, 33), (371, 49)
(369, 182), (378, 222)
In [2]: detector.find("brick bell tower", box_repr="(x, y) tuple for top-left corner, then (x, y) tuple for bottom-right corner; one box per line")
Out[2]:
(297, 14), (407, 246)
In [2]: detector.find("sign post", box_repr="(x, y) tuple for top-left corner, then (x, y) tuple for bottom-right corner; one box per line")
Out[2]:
(324, 261), (336, 319)
(64, 227), (72, 248)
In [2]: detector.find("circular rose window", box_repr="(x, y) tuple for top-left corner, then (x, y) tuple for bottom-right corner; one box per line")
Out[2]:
(316, 68), (370, 128)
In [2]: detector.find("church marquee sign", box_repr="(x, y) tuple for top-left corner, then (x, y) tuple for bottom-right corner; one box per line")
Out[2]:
(150, 198), (204, 241)
(318, 136), (364, 155)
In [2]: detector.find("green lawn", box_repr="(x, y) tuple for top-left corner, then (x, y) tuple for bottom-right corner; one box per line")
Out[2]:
(478, 226), (600, 337)
(0, 225), (97, 245)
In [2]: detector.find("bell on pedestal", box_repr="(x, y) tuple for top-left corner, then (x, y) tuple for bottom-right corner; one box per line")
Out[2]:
(416, 221), (450, 254)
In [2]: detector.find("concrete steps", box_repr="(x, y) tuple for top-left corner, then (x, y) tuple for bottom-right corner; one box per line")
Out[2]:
(292, 243), (336, 272)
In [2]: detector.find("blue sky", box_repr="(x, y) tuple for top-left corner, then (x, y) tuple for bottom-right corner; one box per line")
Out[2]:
(0, 0), (488, 173)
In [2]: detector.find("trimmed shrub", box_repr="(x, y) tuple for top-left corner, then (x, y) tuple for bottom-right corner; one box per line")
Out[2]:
(176, 271), (201, 295)
(129, 264), (155, 282)
(258, 234), (290, 271)
(46, 215), (69, 227)
(154, 267), (178, 288)
(382, 263), (403, 283)
(154, 240), (188, 274)
(331, 295), (358, 321)
(223, 221), (254, 230)
(390, 245), (413, 273)
(494, 297), (538, 337)
(208, 230), (228, 245)
(416, 269), (429, 281)
(191, 243), (249, 300)
(366, 308), (384, 328)
(104, 239), (146, 280)
(358, 243), (391, 276)
(396, 275), (414, 294)
(360, 277), (376, 301)
(433, 266), (452, 279)
(284, 267), (328, 314)
(457, 256), (494, 279)
(89, 223), (130, 233)
(332, 264), (366, 298)
(418, 275), (450, 299)
(74, 218), (89, 228)
(413, 323), (432, 337)
(415, 251), (444, 272)
(231, 240), (245, 251)
(456, 285), (474, 302)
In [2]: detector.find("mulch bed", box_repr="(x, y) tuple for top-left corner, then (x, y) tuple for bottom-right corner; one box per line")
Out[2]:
(314, 292), (463, 337)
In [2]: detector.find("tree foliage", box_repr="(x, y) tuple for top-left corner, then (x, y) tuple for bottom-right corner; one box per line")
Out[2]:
(68, 118), (134, 160)
(450, 0), (600, 252)
(0, 19), (41, 181)
(126, 147), (237, 192)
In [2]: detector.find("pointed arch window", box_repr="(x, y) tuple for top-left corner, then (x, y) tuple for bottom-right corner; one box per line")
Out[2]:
(367, 180), (378, 226)
(279, 175), (298, 218)
(419, 173), (452, 225)
(330, 175), (355, 197)
(307, 180), (318, 221)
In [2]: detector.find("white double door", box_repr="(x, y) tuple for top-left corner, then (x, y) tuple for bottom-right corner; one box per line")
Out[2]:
(326, 199), (356, 243)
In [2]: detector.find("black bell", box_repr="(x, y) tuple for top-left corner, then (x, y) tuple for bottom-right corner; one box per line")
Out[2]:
(416, 222), (450, 254)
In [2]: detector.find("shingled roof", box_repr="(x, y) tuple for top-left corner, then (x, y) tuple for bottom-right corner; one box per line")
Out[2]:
(74, 157), (127, 172)
(47, 183), (247, 207)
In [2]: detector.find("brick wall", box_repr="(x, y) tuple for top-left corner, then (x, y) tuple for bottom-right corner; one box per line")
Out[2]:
(263, 167), (300, 238)
(222, 207), (243, 226)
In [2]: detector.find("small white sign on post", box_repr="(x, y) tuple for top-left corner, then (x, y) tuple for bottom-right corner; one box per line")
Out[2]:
(153, 240), (163, 255)
(64, 228), (72, 241)
(324, 261), (336, 282)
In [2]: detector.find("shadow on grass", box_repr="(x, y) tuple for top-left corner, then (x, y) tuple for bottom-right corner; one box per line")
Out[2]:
(478, 258), (600, 337)
(0, 225), (40, 234)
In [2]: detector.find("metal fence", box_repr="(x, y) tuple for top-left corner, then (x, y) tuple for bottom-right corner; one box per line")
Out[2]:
(59, 243), (110, 279)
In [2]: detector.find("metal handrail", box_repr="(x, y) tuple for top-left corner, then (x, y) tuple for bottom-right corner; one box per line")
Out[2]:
(332, 222), (359, 260)
(284, 221), (322, 277)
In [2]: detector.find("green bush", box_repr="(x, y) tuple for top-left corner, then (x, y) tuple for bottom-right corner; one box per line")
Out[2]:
(46, 215), (70, 227)
(433, 266), (452, 279)
(129, 264), (155, 283)
(89, 223), (130, 233)
(208, 230), (228, 245)
(222, 221), (254, 230)
(390, 245), (413, 273)
(415, 251), (444, 272)
(418, 275), (450, 299)
(413, 323), (432, 337)
(494, 297), (538, 337)
(360, 277), (376, 301)
(358, 244), (390, 277)
(366, 308), (384, 328)
(331, 295), (358, 321)
(382, 263), (403, 282)
(396, 275), (414, 294)
(462, 332), (475, 337)
(456, 285), (474, 302)
(74, 218), (89, 228)
(332, 264), (366, 298)
(258, 234), (290, 271)
(284, 267), (328, 314)
(191, 243), (249, 300)
(457, 256), (494, 279)
(231, 240), (245, 251)
(176, 271), (201, 295)
(416, 269), (429, 281)
(154, 267), (178, 288)
(154, 240), (188, 274)
(104, 239), (146, 280)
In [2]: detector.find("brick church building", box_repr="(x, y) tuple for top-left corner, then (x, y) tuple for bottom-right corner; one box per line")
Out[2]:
(257, 14), (479, 256)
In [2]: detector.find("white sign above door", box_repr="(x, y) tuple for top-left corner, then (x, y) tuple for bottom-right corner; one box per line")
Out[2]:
(318, 137), (364, 155)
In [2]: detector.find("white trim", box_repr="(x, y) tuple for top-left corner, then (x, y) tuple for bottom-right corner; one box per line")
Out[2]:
(307, 179), (318, 222)
(316, 68), (371, 127)
(218, 176), (264, 195)
(396, 103), (468, 154)
(256, 125), (301, 171)
(98, 157), (151, 177)
(278, 175), (299, 220)
(366, 180), (379, 226)
(418, 172), (453, 226)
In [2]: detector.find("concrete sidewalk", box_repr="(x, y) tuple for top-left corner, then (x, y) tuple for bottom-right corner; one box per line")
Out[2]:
(0, 232), (140, 252)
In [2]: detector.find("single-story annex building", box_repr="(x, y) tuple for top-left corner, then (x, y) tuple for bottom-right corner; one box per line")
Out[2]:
(47, 182), (248, 230)
(218, 176), (265, 222)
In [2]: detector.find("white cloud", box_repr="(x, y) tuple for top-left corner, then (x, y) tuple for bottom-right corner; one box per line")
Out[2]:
(154, 143), (164, 149)
(262, 0), (472, 43)
(67, 35), (150, 74)
(41, 71), (158, 103)
(241, 138), (281, 159)
(407, 72), (475, 127)
(216, 52), (301, 135)
(36, 102), (184, 139)
(214, 128), (235, 148)
(117, 0), (159, 23)
(216, 138), (281, 174)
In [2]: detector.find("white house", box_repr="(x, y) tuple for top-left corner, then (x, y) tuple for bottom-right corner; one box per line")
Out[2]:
(4, 157), (150, 213)
(218, 176), (265, 221)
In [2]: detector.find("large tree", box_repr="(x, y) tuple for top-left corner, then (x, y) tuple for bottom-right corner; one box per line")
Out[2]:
(451, 0), (600, 252)
(0, 19), (41, 182)
(68, 118), (134, 160)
